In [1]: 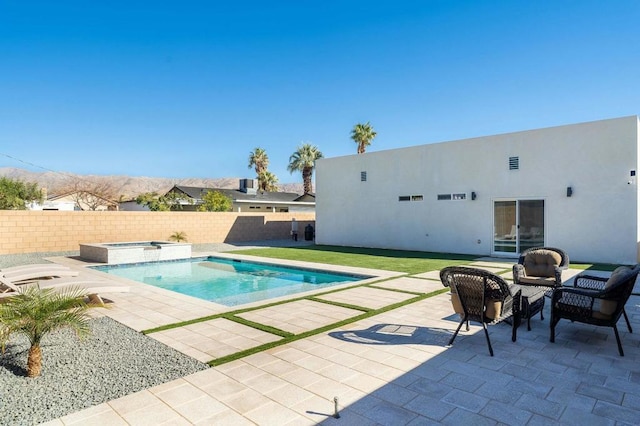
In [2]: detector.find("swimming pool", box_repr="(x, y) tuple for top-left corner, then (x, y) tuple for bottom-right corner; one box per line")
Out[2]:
(93, 257), (367, 306)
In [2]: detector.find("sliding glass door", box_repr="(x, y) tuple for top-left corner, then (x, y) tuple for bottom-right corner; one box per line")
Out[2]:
(493, 200), (545, 255)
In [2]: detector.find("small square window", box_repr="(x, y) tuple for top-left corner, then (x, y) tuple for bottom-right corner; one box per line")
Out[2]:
(399, 196), (410, 201)
(452, 193), (466, 200)
(411, 195), (423, 201)
(437, 194), (452, 200)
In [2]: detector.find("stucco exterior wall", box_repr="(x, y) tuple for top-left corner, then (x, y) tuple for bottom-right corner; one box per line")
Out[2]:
(0, 211), (315, 254)
(316, 116), (640, 264)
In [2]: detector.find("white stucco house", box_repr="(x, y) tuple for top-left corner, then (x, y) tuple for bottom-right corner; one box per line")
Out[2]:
(316, 116), (640, 264)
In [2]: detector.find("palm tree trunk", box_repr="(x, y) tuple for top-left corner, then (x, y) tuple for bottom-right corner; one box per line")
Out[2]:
(27, 344), (43, 377)
(302, 167), (312, 194)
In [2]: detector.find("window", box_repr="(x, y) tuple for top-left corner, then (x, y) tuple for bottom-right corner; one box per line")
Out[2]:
(411, 195), (423, 201)
(399, 196), (411, 201)
(361, 171), (367, 182)
(509, 156), (519, 170)
(437, 194), (452, 200)
(452, 193), (466, 200)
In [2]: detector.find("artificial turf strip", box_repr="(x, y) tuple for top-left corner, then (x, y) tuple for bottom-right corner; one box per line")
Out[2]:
(306, 297), (371, 312)
(207, 288), (449, 367)
(224, 314), (293, 338)
(365, 283), (427, 296)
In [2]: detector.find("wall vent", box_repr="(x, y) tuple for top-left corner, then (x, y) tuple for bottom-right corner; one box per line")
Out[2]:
(509, 156), (519, 170)
(361, 171), (367, 182)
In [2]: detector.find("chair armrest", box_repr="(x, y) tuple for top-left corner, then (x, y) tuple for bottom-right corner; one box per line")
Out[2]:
(512, 264), (526, 283)
(552, 285), (602, 305)
(573, 274), (608, 290)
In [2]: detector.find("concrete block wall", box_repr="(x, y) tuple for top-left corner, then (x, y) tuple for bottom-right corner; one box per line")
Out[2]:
(0, 211), (315, 254)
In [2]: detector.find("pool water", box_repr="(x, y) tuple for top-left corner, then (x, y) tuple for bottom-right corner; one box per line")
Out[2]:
(93, 257), (365, 306)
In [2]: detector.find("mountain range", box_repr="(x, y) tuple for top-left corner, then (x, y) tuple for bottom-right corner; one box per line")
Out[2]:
(0, 167), (304, 199)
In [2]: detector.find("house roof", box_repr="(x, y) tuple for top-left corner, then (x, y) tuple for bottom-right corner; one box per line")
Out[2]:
(168, 185), (308, 203)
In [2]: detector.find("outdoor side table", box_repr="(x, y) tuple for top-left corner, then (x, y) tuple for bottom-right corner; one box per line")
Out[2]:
(517, 285), (547, 331)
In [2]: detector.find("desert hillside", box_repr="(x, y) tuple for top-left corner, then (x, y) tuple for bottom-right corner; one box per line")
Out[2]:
(0, 167), (304, 199)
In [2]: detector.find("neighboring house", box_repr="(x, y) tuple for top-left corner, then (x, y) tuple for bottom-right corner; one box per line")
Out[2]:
(316, 115), (640, 264)
(165, 179), (315, 213)
(30, 191), (119, 211)
(118, 199), (150, 211)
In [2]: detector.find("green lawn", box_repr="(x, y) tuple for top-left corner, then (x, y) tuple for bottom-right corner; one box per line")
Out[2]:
(229, 245), (623, 274)
(229, 245), (479, 275)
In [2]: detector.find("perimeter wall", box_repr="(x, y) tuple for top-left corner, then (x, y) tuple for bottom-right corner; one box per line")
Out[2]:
(0, 211), (315, 254)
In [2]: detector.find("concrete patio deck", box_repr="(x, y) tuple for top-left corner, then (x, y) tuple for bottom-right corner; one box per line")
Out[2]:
(34, 255), (640, 426)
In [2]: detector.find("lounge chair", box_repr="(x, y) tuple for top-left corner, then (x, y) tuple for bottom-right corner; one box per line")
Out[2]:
(0, 275), (129, 305)
(2, 267), (80, 283)
(440, 266), (522, 356)
(513, 247), (569, 288)
(550, 264), (640, 356)
(1, 263), (73, 275)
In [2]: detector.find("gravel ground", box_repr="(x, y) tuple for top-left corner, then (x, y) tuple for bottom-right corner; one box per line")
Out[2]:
(0, 317), (209, 425)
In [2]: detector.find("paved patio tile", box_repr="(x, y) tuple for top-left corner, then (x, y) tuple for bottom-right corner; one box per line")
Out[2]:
(316, 285), (418, 309)
(237, 299), (362, 334)
(149, 317), (282, 362)
(481, 399), (533, 425)
(371, 276), (443, 293)
(46, 266), (640, 426)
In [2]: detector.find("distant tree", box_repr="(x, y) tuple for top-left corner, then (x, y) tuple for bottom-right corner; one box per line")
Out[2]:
(0, 286), (93, 378)
(258, 170), (279, 192)
(248, 147), (270, 190)
(198, 190), (233, 212)
(287, 143), (323, 194)
(0, 177), (43, 210)
(135, 192), (185, 211)
(351, 122), (377, 154)
(59, 178), (119, 211)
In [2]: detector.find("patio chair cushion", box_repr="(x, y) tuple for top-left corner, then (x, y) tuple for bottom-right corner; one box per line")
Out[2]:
(597, 266), (638, 315)
(517, 276), (558, 286)
(523, 250), (562, 277)
(449, 288), (502, 320)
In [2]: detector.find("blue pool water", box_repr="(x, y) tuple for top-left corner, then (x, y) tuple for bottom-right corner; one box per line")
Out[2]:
(93, 257), (366, 306)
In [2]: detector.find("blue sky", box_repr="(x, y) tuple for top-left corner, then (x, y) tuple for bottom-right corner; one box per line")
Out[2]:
(1, 1), (638, 184)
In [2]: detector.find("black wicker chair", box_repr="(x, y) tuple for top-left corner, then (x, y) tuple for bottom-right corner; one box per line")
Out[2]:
(440, 266), (521, 356)
(513, 247), (570, 288)
(550, 264), (640, 356)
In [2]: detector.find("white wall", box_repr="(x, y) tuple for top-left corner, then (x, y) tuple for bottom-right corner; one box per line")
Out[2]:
(316, 116), (640, 264)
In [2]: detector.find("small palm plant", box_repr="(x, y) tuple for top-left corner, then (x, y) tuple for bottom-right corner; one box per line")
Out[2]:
(169, 231), (188, 242)
(0, 286), (92, 378)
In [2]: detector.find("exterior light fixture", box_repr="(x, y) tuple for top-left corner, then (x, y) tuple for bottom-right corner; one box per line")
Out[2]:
(471, 192), (477, 200)
(566, 187), (573, 197)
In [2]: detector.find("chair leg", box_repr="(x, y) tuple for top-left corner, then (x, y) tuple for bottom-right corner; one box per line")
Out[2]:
(613, 325), (624, 356)
(550, 318), (557, 343)
(449, 315), (467, 346)
(623, 308), (633, 333)
(482, 322), (494, 356)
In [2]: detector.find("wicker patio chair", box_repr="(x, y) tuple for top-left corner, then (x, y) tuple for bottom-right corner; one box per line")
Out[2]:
(440, 266), (521, 356)
(513, 247), (570, 288)
(550, 264), (640, 356)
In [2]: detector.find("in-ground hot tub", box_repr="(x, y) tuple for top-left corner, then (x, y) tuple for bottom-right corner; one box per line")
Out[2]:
(79, 241), (192, 264)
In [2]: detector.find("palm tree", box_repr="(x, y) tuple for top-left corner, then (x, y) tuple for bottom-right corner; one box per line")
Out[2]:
(0, 286), (93, 378)
(351, 122), (377, 154)
(248, 147), (269, 189)
(258, 170), (279, 192)
(288, 143), (323, 194)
